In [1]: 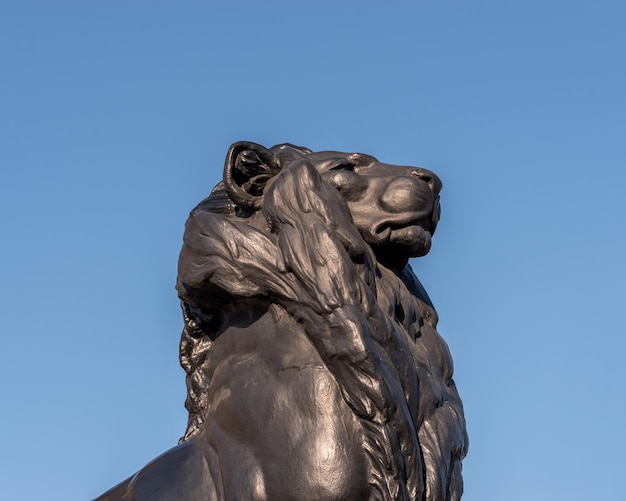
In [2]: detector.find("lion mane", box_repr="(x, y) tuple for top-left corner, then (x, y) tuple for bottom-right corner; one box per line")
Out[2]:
(175, 143), (468, 501)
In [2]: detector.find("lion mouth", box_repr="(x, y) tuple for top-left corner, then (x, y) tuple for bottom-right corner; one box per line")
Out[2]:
(373, 192), (440, 242)
(374, 215), (434, 243)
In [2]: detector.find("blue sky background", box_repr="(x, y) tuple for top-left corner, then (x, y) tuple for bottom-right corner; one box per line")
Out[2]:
(1, 2), (625, 500)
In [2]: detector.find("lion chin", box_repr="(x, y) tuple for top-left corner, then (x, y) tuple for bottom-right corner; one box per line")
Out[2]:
(385, 223), (433, 255)
(95, 142), (467, 501)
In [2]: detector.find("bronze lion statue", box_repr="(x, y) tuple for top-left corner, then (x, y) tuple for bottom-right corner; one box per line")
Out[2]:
(96, 142), (468, 501)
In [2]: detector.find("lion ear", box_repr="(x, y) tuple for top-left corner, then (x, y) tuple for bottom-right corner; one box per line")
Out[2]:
(223, 141), (281, 211)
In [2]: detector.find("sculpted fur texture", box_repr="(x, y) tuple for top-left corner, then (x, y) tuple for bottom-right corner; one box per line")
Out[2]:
(96, 142), (468, 501)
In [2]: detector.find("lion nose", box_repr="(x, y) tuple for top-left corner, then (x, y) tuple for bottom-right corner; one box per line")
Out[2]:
(410, 169), (442, 193)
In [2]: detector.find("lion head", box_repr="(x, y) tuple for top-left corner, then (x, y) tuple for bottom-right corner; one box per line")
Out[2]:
(175, 142), (467, 501)
(221, 141), (442, 266)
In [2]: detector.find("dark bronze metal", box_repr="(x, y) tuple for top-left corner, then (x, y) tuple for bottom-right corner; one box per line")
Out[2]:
(95, 142), (468, 501)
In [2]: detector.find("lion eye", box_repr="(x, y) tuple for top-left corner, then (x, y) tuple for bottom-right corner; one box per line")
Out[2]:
(329, 160), (355, 172)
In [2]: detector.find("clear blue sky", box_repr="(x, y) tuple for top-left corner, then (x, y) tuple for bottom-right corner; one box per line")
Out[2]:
(1, 2), (625, 500)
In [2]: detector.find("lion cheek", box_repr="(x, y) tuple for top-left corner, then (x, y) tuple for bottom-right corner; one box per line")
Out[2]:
(379, 177), (433, 214)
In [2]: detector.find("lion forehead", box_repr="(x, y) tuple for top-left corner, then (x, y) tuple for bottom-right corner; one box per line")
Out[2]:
(301, 150), (379, 171)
